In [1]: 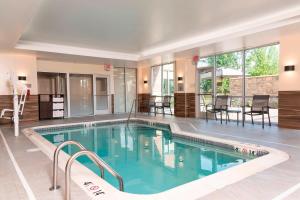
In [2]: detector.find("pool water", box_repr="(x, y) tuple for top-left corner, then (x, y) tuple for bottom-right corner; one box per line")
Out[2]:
(39, 122), (254, 194)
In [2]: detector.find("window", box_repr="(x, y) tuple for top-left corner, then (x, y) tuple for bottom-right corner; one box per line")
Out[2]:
(197, 43), (279, 123)
(162, 63), (174, 96)
(151, 62), (175, 114)
(151, 63), (175, 96)
(216, 51), (243, 108)
(197, 57), (214, 112)
(245, 44), (279, 123)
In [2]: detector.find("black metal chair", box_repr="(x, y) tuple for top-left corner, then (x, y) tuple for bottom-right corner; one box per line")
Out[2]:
(206, 95), (229, 124)
(155, 96), (173, 115)
(242, 95), (271, 128)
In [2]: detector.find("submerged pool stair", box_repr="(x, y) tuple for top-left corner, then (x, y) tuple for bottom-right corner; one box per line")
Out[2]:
(49, 140), (124, 200)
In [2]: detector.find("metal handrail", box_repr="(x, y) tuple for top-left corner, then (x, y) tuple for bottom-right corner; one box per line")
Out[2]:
(65, 150), (124, 200)
(49, 140), (104, 191)
(127, 99), (136, 125)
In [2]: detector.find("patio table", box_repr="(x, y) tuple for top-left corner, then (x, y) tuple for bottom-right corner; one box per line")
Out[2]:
(225, 109), (241, 125)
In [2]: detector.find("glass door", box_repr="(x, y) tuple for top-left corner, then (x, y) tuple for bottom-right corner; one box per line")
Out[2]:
(94, 75), (110, 114)
(69, 74), (93, 117)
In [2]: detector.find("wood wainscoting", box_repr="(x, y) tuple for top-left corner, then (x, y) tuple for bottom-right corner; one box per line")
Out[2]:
(174, 93), (195, 118)
(137, 93), (150, 113)
(0, 95), (39, 125)
(111, 94), (114, 114)
(279, 91), (300, 129)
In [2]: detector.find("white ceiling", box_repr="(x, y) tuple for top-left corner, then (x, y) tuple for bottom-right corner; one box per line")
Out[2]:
(0, 0), (43, 49)
(2, 0), (300, 60)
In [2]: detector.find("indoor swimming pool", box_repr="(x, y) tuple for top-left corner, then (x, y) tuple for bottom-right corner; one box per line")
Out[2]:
(36, 121), (256, 194)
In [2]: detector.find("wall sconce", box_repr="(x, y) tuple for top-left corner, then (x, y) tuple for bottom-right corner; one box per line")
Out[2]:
(18, 76), (27, 81)
(144, 80), (148, 84)
(284, 65), (295, 72)
(177, 77), (184, 92)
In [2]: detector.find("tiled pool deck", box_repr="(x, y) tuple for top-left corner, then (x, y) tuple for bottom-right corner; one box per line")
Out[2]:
(1, 114), (300, 200)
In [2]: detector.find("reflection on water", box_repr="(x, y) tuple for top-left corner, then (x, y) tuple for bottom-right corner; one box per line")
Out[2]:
(43, 124), (252, 194)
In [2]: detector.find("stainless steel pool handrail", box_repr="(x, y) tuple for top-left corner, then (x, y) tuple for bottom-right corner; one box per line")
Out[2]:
(65, 150), (124, 200)
(49, 140), (104, 191)
(127, 99), (136, 125)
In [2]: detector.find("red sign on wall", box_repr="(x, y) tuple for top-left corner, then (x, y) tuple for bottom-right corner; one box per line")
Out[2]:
(104, 64), (111, 71)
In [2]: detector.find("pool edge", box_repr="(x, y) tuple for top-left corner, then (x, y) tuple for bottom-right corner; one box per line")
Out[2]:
(22, 118), (289, 200)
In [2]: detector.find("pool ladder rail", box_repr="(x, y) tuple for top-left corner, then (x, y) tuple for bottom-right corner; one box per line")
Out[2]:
(127, 99), (137, 125)
(49, 140), (124, 200)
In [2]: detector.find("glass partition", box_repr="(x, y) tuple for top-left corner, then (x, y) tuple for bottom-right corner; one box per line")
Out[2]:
(113, 67), (137, 113)
(37, 72), (68, 116)
(69, 74), (93, 117)
(125, 68), (137, 112)
(113, 68), (126, 113)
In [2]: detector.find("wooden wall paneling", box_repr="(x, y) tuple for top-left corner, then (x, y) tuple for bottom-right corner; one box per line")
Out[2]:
(279, 91), (300, 129)
(187, 93), (196, 117)
(174, 93), (196, 118)
(137, 93), (150, 113)
(0, 95), (39, 125)
(111, 94), (114, 114)
(174, 93), (186, 117)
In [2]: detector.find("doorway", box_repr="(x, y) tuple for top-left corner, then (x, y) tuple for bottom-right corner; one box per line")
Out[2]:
(94, 75), (110, 114)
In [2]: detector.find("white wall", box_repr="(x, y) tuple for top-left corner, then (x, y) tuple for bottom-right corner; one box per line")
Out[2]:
(137, 61), (151, 94)
(175, 58), (196, 93)
(0, 53), (38, 95)
(279, 25), (300, 91)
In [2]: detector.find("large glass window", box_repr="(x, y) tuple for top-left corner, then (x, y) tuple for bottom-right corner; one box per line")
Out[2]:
(216, 51), (243, 109)
(151, 63), (175, 114)
(245, 44), (279, 123)
(151, 65), (162, 96)
(151, 63), (174, 96)
(197, 57), (214, 112)
(162, 63), (174, 96)
(197, 43), (279, 123)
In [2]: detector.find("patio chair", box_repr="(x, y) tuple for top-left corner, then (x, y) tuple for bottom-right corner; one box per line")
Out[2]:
(148, 96), (157, 115)
(206, 95), (229, 124)
(242, 95), (271, 128)
(155, 96), (173, 115)
(0, 86), (28, 121)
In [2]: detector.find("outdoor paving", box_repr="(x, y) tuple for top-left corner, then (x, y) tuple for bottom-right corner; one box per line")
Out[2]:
(1, 113), (300, 200)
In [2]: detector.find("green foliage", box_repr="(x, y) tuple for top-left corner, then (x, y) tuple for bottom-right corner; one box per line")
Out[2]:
(216, 52), (242, 69)
(217, 78), (230, 94)
(245, 45), (279, 76)
(200, 79), (212, 93)
(198, 44), (279, 95)
(163, 79), (174, 95)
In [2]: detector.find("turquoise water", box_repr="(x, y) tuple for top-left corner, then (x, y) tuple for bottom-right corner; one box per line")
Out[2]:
(39, 123), (254, 194)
